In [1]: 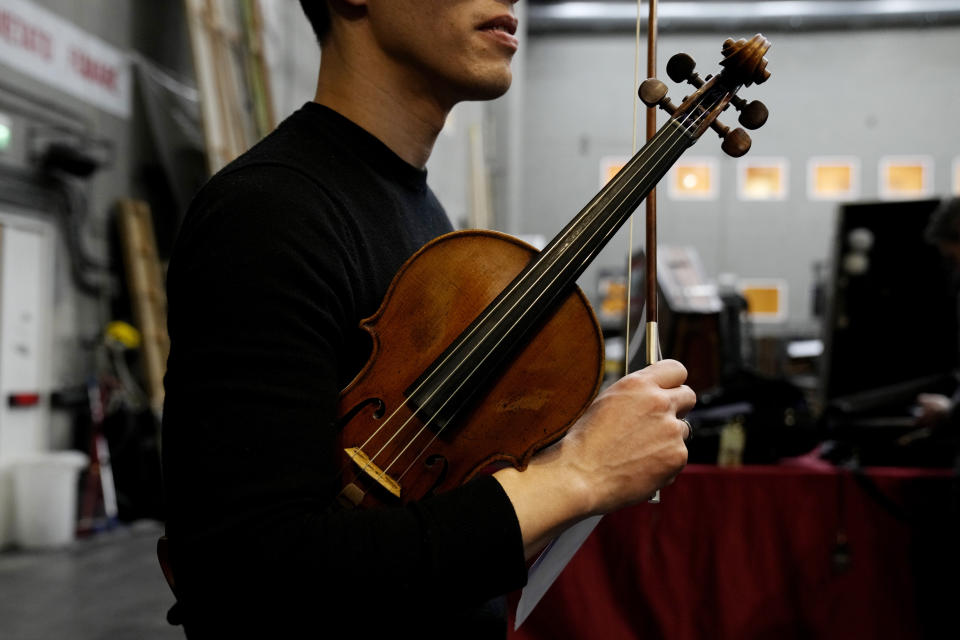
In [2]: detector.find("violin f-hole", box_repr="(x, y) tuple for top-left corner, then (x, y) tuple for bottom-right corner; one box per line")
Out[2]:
(335, 397), (385, 430)
(423, 454), (449, 497)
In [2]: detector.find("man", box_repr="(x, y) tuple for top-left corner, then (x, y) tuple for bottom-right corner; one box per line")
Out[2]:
(161, 1), (694, 637)
(916, 197), (960, 434)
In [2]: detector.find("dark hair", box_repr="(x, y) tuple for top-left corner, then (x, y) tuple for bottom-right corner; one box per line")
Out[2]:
(299, 1), (331, 44)
(925, 197), (960, 245)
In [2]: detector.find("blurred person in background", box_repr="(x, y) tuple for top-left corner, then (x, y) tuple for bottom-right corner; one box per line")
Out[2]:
(916, 196), (960, 439)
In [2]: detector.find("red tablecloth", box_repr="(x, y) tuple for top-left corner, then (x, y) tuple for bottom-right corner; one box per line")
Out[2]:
(509, 463), (957, 640)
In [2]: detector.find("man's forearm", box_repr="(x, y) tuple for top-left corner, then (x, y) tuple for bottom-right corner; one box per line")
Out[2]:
(493, 360), (695, 560)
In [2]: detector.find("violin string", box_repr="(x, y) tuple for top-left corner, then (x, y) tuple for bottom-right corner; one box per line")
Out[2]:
(391, 113), (725, 482)
(377, 92), (728, 486)
(381, 124), (689, 482)
(349, 89), (729, 493)
(350, 113), (685, 476)
(348, 92), (727, 497)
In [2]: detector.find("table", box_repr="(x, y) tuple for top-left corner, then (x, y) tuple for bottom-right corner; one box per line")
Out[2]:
(509, 463), (957, 639)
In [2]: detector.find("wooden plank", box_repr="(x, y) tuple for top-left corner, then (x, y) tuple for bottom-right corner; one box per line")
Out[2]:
(115, 199), (169, 417)
(185, 0), (274, 173)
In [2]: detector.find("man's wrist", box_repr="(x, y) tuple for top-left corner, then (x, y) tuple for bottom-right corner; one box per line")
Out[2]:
(492, 448), (594, 560)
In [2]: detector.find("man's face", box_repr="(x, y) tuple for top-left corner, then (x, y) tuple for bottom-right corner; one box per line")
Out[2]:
(364, 0), (519, 106)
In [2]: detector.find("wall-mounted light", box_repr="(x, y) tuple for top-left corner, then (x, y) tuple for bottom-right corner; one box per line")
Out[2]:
(879, 155), (933, 200)
(738, 157), (788, 201)
(0, 112), (12, 152)
(669, 158), (717, 200)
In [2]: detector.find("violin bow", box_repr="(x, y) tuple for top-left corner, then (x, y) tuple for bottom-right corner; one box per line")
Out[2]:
(638, 0), (663, 504)
(625, 0), (660, 376)
(642, 0), (660, 372)
(516, 0), (658, 625)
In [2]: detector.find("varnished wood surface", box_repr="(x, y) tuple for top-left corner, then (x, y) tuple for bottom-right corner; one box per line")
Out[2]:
(338, 230), (604, 507)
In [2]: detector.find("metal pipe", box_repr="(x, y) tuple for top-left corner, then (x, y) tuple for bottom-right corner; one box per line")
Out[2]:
(528, 1), (960, 33)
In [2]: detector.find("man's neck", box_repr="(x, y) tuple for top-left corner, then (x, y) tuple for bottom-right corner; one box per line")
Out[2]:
(312, 41), (451, 170)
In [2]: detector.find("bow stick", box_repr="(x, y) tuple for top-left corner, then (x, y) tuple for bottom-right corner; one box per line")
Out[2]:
(639, 0), (663, 504)
(515, 0), (658, 625)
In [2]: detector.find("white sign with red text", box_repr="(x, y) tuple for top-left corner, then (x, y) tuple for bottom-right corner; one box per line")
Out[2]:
(0, 0), (131, 118)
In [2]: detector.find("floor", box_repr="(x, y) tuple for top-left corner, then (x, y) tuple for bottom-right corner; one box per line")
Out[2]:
(0, 520), (182, 640)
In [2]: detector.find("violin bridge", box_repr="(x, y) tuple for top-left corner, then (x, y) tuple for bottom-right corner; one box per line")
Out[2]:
(344, 447), (402, 499)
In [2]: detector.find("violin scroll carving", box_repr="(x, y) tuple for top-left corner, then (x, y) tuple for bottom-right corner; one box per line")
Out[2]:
(639, 34), (772, 158)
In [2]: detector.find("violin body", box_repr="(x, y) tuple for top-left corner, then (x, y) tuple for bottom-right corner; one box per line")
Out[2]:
(336, 230), (603, 508)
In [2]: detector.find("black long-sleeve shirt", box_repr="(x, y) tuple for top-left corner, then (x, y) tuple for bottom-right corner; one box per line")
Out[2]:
(161, 103), (526, 637)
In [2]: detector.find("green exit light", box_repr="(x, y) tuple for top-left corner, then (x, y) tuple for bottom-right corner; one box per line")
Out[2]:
(0, 113), (10, 151)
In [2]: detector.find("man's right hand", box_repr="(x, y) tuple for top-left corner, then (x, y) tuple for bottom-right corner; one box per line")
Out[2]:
(494, 359), (696, 559)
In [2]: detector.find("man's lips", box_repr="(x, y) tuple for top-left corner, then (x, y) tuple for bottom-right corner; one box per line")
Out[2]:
(478, 14), (519, 50)
(478, 14), (518, 35)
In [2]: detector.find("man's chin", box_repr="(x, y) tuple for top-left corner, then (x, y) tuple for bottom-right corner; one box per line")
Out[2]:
(463, 71), (513, 102)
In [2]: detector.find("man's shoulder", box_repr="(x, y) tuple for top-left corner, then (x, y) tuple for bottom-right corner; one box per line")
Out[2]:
(195, 103), (352, 210)
(181, 162), (344, 244)
(183, 106), (356, 235)
(171, 156), (361, 281)
(199, 160), (331, 213)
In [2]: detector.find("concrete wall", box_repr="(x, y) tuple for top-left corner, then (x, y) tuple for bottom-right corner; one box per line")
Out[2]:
(521, 27), (960, 333)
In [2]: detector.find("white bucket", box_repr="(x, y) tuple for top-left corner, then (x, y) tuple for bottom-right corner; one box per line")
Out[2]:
(11, 451), (89, 549)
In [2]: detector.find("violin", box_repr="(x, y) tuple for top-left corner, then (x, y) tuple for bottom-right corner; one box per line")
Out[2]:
(335, 35), (772, 510)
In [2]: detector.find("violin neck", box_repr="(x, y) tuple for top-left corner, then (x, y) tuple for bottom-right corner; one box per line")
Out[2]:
(530, 118), (692, 298)
(407, 119), (694, 428)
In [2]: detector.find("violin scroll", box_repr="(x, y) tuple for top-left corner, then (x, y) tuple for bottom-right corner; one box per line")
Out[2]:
(666, 52), (768, 130)
(720, 35), (772, 86)
(639, 34), (772, 158)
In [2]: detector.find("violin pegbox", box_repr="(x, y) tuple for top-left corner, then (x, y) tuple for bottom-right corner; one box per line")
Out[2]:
(639, 34), (772, 158)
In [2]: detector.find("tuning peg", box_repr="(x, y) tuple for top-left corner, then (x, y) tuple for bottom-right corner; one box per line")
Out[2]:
(667, 53), (694, 83)
(667, 53), (709, 91)
(729, 95), (768, 129)
(668, 50), (768, 130)
(638, 78), (678, 116)
(707, 115), (751, 157)
(720, 126), (751, 158)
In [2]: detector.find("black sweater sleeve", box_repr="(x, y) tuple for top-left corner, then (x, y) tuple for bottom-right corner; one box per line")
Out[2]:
(161, 166), (526, 634)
